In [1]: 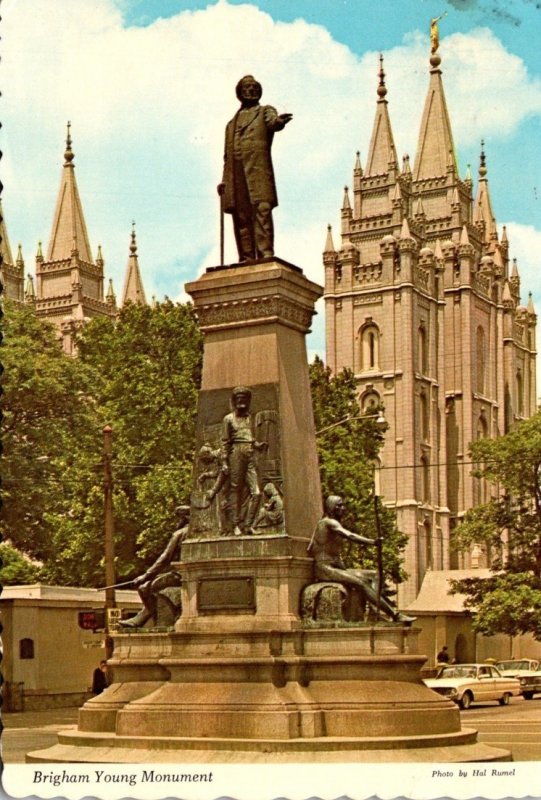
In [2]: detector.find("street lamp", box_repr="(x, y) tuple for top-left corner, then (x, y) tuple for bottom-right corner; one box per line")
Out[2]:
(315, 411), (386, 437)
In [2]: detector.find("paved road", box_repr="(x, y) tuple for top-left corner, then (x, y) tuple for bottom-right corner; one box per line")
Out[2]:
(460, 694), (541, 761)
(2, 696), (540, 763)
(2, 707), (79, 764)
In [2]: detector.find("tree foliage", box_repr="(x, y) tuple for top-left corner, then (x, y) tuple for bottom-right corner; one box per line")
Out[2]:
(451, 412), (541, 639)
(2, 300), (203, 587)
(0, 543), (41, 585)
(309, 356), (408, 584)
(48, 300), (203, 585)
(1, 300), (96, 565)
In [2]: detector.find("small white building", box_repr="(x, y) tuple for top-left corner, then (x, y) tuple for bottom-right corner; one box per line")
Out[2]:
(407, 570), (541, 669)
(0, 584), (140, 711)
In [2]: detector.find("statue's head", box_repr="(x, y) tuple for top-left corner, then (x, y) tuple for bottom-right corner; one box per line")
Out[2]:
(263, 482), (277, 497)
(175, 504), (191, 525)
(198, 443), (215, 463)
(231, 386), (252, 413)
(325, 495), (344, 518)
(236, 75), (262, 103)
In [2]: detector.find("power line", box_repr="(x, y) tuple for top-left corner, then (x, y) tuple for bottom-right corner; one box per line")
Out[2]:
(1, 456), (516, 487)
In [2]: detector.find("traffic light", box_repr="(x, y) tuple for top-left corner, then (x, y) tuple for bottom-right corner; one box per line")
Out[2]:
(77, 609), (106, 631)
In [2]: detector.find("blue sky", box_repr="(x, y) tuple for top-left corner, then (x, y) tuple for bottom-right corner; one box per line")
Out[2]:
(2, 0), (540, 358)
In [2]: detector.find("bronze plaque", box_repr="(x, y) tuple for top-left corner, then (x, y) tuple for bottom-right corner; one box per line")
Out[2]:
(197, 576), (256, 612)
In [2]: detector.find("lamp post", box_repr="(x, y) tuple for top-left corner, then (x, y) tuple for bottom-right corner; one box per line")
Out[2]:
(103, 425), (116, 660)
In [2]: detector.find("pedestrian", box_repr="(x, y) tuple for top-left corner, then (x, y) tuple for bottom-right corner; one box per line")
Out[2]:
(437, 645), (450, 663)
(91, 660), (109, 695)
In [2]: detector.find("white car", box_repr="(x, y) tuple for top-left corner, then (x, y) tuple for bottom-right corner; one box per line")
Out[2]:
(496, 659), (541, 700)
(425, 663), (521, 709)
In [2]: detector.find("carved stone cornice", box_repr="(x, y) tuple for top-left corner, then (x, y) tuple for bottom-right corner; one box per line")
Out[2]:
(186, 258), (323, 335)
(196, 292), (315, 333)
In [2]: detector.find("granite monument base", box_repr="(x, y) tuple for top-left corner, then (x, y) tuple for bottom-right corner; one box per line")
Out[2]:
(27, 624), (510, 763)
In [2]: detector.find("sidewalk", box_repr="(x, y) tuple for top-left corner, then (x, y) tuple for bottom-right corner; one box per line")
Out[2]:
(2, 707), (79, 763)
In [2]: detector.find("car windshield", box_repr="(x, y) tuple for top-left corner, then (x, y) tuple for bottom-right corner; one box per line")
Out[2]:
(439, 666), (476, 679)
(497, 660), (532, 671)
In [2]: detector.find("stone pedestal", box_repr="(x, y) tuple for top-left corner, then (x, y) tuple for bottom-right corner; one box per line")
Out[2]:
(27, 260), (510, 764)
(28, 626), (510, 763)
(180, 258), (323, 632)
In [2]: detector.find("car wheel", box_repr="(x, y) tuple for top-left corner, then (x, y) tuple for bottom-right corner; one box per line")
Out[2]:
(459, 692), (472, 710)
(523, 692), (534, 700)
(499, 693), (510, 706)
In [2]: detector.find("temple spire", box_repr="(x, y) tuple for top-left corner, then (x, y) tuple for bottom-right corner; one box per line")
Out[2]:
(413, 24), (457, 181)
(0, 197), (14, 267)
(473, 140), (497, 243)
(47, 123), (93, 263)
(324, 224), (336, 254)
(365, 55), (398, 177)
(121, 222), (147, 306)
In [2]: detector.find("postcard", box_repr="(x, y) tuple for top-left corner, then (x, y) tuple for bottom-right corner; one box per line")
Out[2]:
(1, 1), (540, 799)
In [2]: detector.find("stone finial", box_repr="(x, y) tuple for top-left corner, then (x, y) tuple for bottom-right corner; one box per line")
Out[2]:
(479, 140), (487, 178)
(16, 243), (24, 266)
(414, 196), (425, 217)
(402, 154), (412, 176)
(64, 121), (74, 165)
(391, 182), (402, 202)
(399, 217), (415, 244)
(502, 280), (514, 308)
(511, 258), (519, 279)
(324, 224), (336, 254)
(377, 53), (387, 100)
(24, 272), (35, 301)
(106, 278), (116, 305)
(130, 221), (138, 254)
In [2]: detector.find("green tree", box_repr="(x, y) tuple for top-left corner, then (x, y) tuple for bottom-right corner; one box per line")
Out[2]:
(451, 412), (541, 639)
(0, 543), (41, 585)
(309, 356), (408, 585)
(41, 300), (203, 585)
(1, 300), (96, 566)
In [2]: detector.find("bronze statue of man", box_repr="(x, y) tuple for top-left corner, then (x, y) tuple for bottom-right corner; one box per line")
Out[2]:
(218, 75), (292, 262)
(119, 505), (190, 628)
(308, 495), (415, 625)
(221, 386), (266, 536)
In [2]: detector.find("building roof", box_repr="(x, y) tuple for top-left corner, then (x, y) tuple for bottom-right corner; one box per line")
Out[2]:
(47, 123), (94, 263)
(0, 584), (139, 603)
(406, 569), (492, 614)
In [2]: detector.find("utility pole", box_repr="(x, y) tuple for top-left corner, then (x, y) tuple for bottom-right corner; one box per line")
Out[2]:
(103, 424), (116, 660)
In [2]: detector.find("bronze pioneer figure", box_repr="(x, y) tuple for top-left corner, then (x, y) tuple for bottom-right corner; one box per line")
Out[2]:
(308, 496), (415, 624)
(218, 75), (292, 262)
(119, 505), (190, 628)
(221, 386), (267, 536)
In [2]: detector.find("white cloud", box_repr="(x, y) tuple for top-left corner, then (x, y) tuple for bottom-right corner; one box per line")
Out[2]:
(2, 0), (541, 355)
